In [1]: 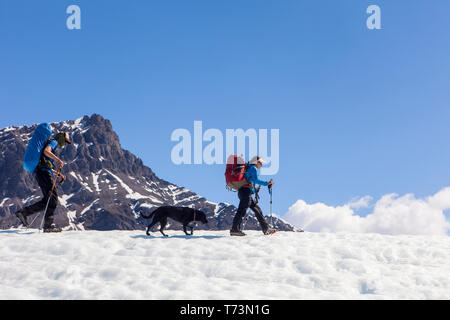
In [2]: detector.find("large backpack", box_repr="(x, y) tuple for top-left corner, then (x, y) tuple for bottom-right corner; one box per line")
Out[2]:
(225, 155), (249, 191)
(23, 123), (53, 173)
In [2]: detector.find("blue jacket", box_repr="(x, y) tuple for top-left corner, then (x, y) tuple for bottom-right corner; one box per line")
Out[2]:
(244, 164), (269, 193)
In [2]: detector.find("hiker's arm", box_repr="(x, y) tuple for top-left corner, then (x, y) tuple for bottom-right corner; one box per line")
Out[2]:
(253, 169), (274, 186)
(43, 146), (64, 169)
(255, 176), (269, 186)
(247, 167), (270, 187)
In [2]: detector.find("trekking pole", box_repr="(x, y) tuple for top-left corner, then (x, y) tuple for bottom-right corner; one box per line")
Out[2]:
(241, 209), (250, 232)
(26, 181), (59, 231)
(268, 184), (273, 228)
(255, 185), (261, 204)
(35, 168), (62, 232)
(26, 177), (60, 230)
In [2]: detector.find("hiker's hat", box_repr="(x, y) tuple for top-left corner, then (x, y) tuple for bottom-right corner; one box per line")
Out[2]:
(64, 132), (72, 145)
(56, 132), (72, 146)
(249, 156), (266, 165)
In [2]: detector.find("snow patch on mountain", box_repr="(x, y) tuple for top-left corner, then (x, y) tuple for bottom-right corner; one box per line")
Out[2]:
(0, 198), (10, 207)
(104, 169), (147, 200)
(91, 171), (101, 193)
(80, 199), (99, 216)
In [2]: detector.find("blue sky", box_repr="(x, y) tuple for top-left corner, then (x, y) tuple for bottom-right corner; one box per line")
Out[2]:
(1, 0), (450, 218)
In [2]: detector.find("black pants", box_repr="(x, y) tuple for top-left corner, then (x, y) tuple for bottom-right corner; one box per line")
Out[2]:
(21, 169), (58, 228)
(232, 187), (268, 232)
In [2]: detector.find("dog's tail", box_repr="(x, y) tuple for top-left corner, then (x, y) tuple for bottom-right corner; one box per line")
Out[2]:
(140, 209), (157, 220)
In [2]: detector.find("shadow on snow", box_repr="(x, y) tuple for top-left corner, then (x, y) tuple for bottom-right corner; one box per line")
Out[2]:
(130, 234), (224, 240)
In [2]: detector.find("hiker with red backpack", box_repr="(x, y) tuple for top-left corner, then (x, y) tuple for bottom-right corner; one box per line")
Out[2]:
(225, 155), (276, 236)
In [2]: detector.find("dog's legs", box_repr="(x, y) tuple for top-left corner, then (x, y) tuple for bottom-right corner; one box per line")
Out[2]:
(183, 225), (189, 236)
(146, 219), (159, 236)
(182, 224), (194, 236)
(159, 217), (169, 237)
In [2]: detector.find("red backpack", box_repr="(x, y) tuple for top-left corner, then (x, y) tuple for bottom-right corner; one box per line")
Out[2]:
(225, 155), (249, 191)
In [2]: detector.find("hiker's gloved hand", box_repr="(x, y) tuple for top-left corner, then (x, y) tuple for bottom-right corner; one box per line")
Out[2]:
(268, 179), (274, 186)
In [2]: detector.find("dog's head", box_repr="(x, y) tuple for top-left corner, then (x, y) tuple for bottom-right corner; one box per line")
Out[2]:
(194, 210), (208, 224)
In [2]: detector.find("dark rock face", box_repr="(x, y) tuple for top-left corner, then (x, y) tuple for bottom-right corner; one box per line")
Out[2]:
(0, 114), (295, 232)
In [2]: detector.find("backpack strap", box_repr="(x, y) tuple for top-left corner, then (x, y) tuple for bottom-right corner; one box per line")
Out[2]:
(37, 139), (53, 171)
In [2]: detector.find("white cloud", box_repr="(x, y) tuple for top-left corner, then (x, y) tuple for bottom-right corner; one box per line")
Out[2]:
(347, 195), (373, 210)
(285, 188), (450, 235)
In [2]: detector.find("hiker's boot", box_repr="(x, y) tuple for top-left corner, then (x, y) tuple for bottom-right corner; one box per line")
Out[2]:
(263, 227), (277, 235)
(230, 229), (246, 236)
(15, 210), (28, 227)
(43, 223), (62, 233)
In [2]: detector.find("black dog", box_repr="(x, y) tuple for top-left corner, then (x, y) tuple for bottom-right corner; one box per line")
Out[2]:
(140, 206), (208, 237)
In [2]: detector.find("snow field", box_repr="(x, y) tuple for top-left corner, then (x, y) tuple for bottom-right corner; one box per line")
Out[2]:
(0, 230), (449, 300)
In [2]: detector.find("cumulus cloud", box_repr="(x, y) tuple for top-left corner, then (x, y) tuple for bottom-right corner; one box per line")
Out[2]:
(285, 187), (450, 235)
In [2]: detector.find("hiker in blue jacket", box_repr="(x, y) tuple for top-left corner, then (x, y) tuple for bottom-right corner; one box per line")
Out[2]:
(230, 156), (276, 236)
(15, 132), (71, 232)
